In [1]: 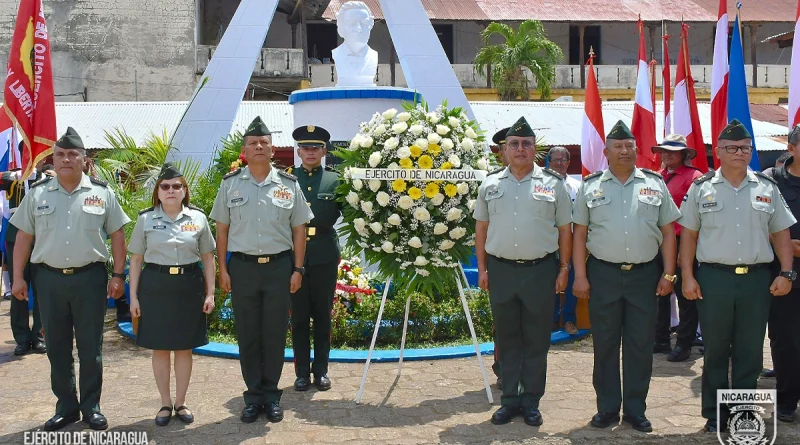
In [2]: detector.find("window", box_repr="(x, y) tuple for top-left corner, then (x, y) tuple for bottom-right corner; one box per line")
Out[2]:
(569, 26), (601, 65)
(307, 23), (338, 62)
(433, 24), (454, 63)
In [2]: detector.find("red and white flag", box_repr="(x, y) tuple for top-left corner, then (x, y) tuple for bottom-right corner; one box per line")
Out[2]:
(663, 31), (672, 136)
(673, 24), (710, 172)
(581, 49), (607, 176)
(710, 0), (729, 167)
(631, 17), (659, 170)
(789, 0), (800, 129)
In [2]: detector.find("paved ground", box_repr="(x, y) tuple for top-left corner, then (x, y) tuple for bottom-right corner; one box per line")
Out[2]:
(0, 299), (798, 444)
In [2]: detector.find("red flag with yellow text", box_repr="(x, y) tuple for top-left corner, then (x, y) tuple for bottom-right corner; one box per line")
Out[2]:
(3, 0), (56, 180)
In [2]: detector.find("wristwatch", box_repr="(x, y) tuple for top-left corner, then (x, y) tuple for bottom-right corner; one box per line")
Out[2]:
(293, 266), (306, 276)
(560, 262), (572, 271)
(779, 270), (797, 281)
(112, 272), (126, 280)
(662, 273), (678, 283)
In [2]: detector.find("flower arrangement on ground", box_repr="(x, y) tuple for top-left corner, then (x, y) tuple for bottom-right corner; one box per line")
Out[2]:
(335, 255), (375, 309)
(333, 101), (493, 294)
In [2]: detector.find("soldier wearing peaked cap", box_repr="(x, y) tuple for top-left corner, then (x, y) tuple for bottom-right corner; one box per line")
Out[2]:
(11, 127), (131, 432)
(128, 162), (217, 426)
(474, 116), (573, 427)
(678, 119), (796, 433)
(210, 116), (312, 424)
(572, 120), (681, 433)
(286, 125), (342, 392)
(492, 127), (511, 167)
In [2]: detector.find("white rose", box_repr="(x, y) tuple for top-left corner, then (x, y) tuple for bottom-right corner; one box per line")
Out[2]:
(383, 108), (398, 120)
(415, 138), (429, 149)
(427, 133), (441, 144)
(349, 136), (361, 149)
(368, 151), (381, 167)
(346, 191), (360, 207)
(448, 154), (461, 168)
(465, 127), (478, 139)
(427, 112), (441, 123)
(461, 138), (474, 150)
(368, 179), (381, 192)
(354, 218), (366, 232)
(408, 236), (423, 248)
(361, 201), (374, 214)
(441, 138), (454, 151)
(449, 227), (467, 240)
(439, 240), (455, 250)
(370, 222), (382, 234)
(396, 146), (411, 159)
(372, 247), (381, 252)
(352, 179), (363, 190)
(387, 213), (402, 225)
(374, 124), (386, 136)
(431, 193), (445, 206)
(381, 241), (394, 253)
(467, 199), (476, 212)
(392, 122), (408, 134)
(413, 207), (431, 222)
(413, 256), (429, 266)
(456, 182), (469, 195)
(446, 207), (463, 221)
(376, 191), (391, 207)
(362, 136), (374, 148)
(398, 196), (414, 210)
(409, 124), (424, 135)
(416, 268), (430, 277)
(433, 223), (448, 235)
(477, 158), (489, 171)
(448, 116), (460, 127)
(387, 162), (399, 169)
(384, 137), (399, 150)
(396, 112), (411, 122)
(436, 124), (450, 135)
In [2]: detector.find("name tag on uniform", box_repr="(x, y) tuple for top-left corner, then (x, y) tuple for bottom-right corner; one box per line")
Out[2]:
(36, 205), (50, 210)
(231, 197), (244, 203)
(152, 225), (167, 230)
(702, 202), (718, 208)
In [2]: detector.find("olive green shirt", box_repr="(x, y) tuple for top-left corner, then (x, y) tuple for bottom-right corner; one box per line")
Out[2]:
(10, 174), (131, 268)
(291, 165), (343, 266)
(210, 166), (313, 255)
(678, 169), (796, 265)
(473, 164), (572, 260)
(128, 205), (215, 265)
(573, 168), (681, 263)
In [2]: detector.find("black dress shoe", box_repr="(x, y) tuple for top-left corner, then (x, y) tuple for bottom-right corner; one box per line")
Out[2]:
(522, 407), (543, 426)
(30, 341), (46, 354)
(667, 346), (691, 362)
(44, 412), (80, 431)
(590, 412), (620, 428)
(13, 343), (30, 356)
(704, 418), (728, 432)
(294, 377), (310, 392)
(490, 406), (520, 425)
(155, 406), (173, 426)
(623, 414), (652, 432)
(761, 368), (776, 378)
(777, 409), (796, 423)
(175, 405), (194, 424)
(265, 402), (283, 423)
(240, 404), (262, 423)
(314, 375), (331, 391)
(83, 413), (108, 431)
(653, 343), (672, 354)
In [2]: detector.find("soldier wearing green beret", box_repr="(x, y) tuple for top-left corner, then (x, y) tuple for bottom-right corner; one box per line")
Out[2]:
(11, 127), (131, 432)
(573, 120), (681, 433)
(210, 116), (313, 424)
(475, 116), (573, 427)
(678, 119), (796, 433)
(286, 125), (342, 392)
(492, 127), (511, 167)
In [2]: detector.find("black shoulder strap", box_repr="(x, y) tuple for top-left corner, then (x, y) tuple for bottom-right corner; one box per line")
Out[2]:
(138, 206), (155, 215)
(693, 171), (715, 185)
(755, 170), (778, 185)
(31, 176), (52, 188)
(89, 177), (108, 187)
(278, 170), (297, 181)
(583, 171), (602, 181)
(543, 167), (564, 180)
(223, 168), (242, 180)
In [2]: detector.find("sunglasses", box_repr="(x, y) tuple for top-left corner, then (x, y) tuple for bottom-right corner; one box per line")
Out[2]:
(721, 145), (753, 154)
(159, 183), (184, 191)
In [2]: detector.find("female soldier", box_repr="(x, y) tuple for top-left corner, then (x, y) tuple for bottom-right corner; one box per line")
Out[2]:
(128, 163), (216, 426)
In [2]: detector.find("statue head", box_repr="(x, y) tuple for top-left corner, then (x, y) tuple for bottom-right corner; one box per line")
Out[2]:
(336, 1), (374, 52)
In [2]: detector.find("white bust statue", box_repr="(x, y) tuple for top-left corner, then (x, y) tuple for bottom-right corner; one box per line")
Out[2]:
(332, 1), (378, 87)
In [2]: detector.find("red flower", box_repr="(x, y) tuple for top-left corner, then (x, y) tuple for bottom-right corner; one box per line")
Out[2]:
(238, 152), (247, 164)
(341, 264), (351, 272)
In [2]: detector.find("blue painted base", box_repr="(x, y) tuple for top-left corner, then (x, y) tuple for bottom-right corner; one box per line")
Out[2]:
(116, 322), (589, 362)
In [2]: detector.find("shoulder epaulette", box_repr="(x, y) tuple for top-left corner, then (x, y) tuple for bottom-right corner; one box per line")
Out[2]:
(187, 204), (202, 211)
(31, 176), (52, 188)
(223, 168), (242, 180)
(285, 166), (294, 175)
(278, 170), (297, 181)
(138, 206), (155, 215)
(583, 171), (602, 181)
(89, 177), (108, 187)
(693, 171), (715, 185)
(488, 167), (504, 176)
(543, 167), (564, 180)
(755, 170), (778, 185)
(641, 168), (662, 178)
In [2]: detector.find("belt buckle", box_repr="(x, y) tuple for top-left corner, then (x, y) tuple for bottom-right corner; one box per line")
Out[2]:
(620, 264), (633, 271)
(258, 257), (269, 264)
(169, 267), (180, 275)
(307, 227), (316, 236)
(62, 268), (74, 275)
(735, 266), (749, 275)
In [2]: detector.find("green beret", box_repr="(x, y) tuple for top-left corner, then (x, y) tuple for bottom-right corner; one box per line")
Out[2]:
(607, 120), (634, 140)
(718, 118), (752, 141)
(292, 124), (331, 147)
(492, 127), (510, 145)
(244, 116), (278, 137)
(157, 162), (183, 180)
(56, 127), (84, 149)
(505, 117), (535, 139)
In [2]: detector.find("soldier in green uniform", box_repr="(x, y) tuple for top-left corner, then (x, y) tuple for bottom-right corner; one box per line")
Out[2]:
(286, 125), (342, 392)
(210, 117), (313, 424)
(11, 127), (130, 431)
(678, 119), (796, 433)
(492, 127), (510, 167)
(573, 120), (681, 433)
(474, 117), (573, 427)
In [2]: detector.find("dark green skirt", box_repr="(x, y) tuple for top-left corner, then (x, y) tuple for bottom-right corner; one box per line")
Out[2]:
(136, 266), (208, 351)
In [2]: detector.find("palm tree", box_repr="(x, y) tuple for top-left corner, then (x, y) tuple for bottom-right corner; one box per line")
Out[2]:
(474, 20), (563, 101)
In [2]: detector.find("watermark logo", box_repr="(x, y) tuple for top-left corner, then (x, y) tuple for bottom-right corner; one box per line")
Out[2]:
(24, 431), (148, 445)
(717, 389), (777, 445)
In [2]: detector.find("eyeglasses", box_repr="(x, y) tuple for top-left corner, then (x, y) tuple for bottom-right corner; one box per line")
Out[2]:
(159, 183), (184, 191)
(507, 140), (536, 150)
(721, 145), (753, 154)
